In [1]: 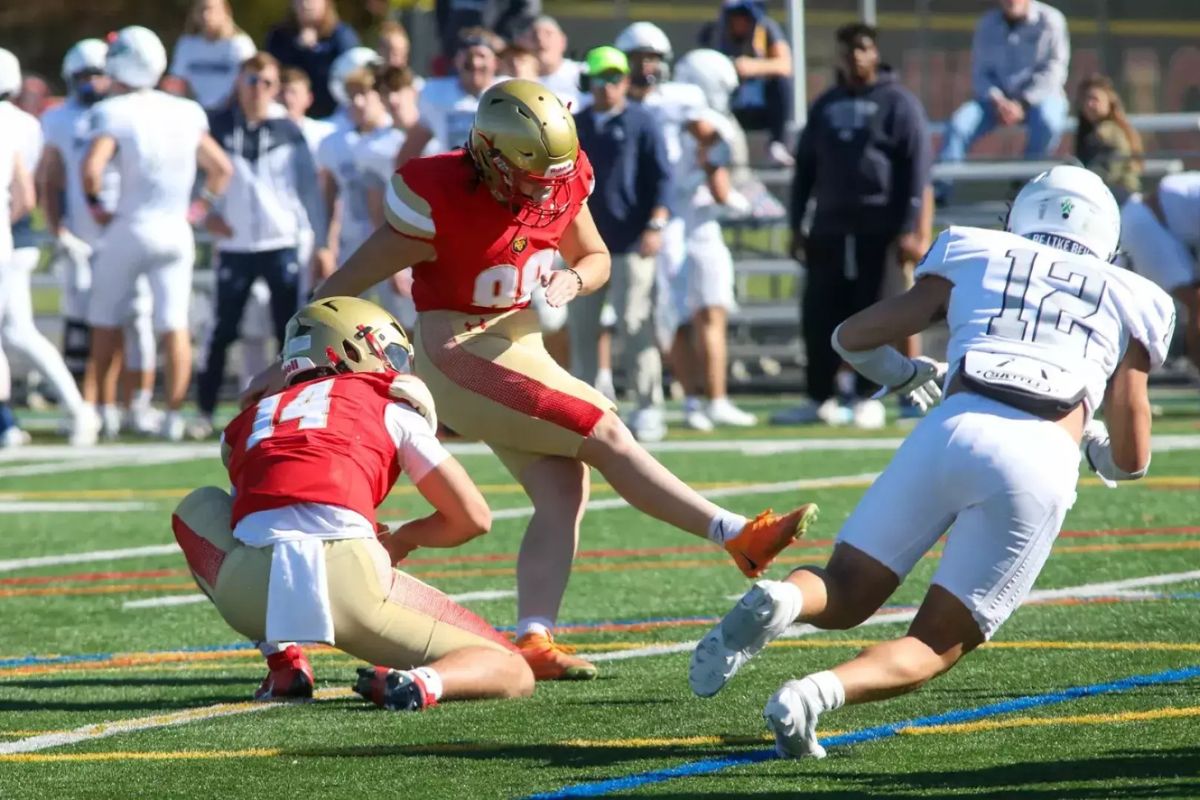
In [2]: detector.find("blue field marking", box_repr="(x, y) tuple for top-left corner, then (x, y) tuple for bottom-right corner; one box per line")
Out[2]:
(524, 663), (1200, 799)
(0, 641), (258, 669)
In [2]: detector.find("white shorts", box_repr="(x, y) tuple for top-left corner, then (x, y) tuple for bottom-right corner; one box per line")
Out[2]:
(661, 221), (737, 335)
(836, 392), (1081, 640)
(1121, 195), (1198, 293)
(88, 219), (195, 332)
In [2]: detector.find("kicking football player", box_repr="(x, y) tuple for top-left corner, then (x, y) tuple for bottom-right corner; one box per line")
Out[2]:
(1120, 171), (1199, 372)
(81, 26), (233, 441)
(174, 296), (533, 708)
(293, 79), (818, 681)
(690, 166), (1175, 757)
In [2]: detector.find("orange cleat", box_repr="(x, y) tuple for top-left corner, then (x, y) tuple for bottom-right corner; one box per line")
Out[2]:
(517, 631), (598, 681)
(724, 504), (820, 578)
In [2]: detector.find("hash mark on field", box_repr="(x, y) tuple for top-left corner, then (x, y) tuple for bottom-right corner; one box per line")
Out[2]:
(120, 587), (515, 610)
(0, 501), (153, 513)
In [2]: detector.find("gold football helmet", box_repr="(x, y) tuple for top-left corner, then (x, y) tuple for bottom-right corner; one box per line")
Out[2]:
(467, 78), (579, 226)
(280, 296), (413, 385)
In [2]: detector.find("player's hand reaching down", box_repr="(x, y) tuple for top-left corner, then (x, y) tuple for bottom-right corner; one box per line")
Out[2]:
(542, 268), (583, 308)
(874, 356), (947, 413)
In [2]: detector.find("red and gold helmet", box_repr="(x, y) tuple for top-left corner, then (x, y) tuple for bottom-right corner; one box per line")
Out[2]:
(467, 78), (579, 227)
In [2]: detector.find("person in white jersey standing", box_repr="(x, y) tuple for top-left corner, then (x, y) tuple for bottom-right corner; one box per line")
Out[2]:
(0, 103), (37, 447)
(81, 26), (233, 441)
(516, 16), (584, 110)
(169, 0), (257, 114)
(690, 166), (1176, 758)
(0, 47), (95, 446)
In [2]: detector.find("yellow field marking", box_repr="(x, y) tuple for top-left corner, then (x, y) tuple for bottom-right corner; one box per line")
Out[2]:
(899, 704), (1200, 736)
(0, 731), (59, 737)
(0, 748), (283, 763)
(1055, 540), (1200, 555)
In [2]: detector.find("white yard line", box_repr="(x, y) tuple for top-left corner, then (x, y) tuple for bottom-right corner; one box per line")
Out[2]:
(0, 501), (154, 514)
(120, 587), (517, 611)
(0, 544), (180, 574)
(582, 568), (1200, 663)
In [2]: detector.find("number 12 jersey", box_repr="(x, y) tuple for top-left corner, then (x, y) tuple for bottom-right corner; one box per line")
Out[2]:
(917, 226), (1177, 412)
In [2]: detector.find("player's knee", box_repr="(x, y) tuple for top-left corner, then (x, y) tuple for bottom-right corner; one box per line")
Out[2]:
(585, 411), (638, 461)
(506, 655), (536, 699)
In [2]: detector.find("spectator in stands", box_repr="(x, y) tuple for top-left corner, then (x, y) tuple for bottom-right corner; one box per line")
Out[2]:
(15, 74), (51, 116)
(377, 19), (412, 70)
(280, 67), (336, 157)
(437, 0), (540, 61)
(772, 22), (931, 429)
(699, 0), (794, 165)
(171, 0), (257, 114)
(266, 0), (360, 118)
(571, 46), (672, 442)
(1075, 73), (1142, 201)
(935, 0), (1069, 202)
(517, 15), (584, 108)
(194, 53), (328, 438)
(500, 42), (540, 81)
(395, 27), (502, 165)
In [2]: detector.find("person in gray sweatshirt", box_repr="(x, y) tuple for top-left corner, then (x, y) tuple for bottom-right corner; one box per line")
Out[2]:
(935, 0), (1070, 202)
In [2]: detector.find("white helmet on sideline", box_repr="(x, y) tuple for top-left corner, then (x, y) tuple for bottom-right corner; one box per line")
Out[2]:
(328, 47), (383, 108)
(63, 39), (108, 82)
(0, 48), (21, 97)
(1007, 165), (1122, 261)
(615, 22), (673, 61)
(674, 49), (739, 115)
(106, 26), (167, 89)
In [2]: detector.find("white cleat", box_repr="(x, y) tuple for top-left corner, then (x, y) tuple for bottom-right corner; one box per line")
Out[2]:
(689, 580), (801, 698)
(707, 398), (757, 427)
(852, 399), (886, 430)
(1, 427), (31, 449)
(764, 680), (827, 759)
(629, 407), (667, 443)
(682, 398), (714, 432)
(68, 410), (101, 447)
(125, 406), (165, 436)
(160, 411), (186, 443)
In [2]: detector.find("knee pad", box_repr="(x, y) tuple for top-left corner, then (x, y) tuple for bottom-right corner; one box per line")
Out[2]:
(171, 486), (236, 595)
(62, 319), (91, 379)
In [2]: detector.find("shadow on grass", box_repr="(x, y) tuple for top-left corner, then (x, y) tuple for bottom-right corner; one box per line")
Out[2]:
(0, 677), (252, 689)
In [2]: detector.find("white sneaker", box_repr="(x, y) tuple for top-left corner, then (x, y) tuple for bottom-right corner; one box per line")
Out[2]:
(186, 416), (215, 441)
(68, 409), (100, 447)
(770, 399), (850, 426)
(689, 580), (801, 698)
(1, 427), (31, 449)
(161, 411), (186, 442)
(594, 371), (617, 405)
(764, 679), (828, 759)
(852, 399), (886, 430)
(629, 407), (667, 443)
(100, 405), (123, 441)
(768, 140), (796, 167)
(125, 406), (165, 436)
(707, 398), (757, 427)
(682, 397), (714, 432)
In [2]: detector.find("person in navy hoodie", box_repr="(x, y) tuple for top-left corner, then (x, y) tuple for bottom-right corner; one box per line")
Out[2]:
(265, 0), (359, 118)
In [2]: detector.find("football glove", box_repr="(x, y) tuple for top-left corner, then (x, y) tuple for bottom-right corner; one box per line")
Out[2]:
(872, 357), (947, 413)
(389, 374), (438, 433)
(1082, 419), (1148, 487)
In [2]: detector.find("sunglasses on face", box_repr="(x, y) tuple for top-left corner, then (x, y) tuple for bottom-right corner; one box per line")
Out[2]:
(246, 74), (278, 89)
(592, 72), (625, 86)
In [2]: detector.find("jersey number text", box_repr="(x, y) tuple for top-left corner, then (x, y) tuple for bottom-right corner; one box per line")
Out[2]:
(472, 249), (557, 309)
(987, 248), (1106, 355)
(246, 379), (334, 448)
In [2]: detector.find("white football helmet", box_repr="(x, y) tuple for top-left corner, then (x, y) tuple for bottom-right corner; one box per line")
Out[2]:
(106, 26), (167, 89)
(63, 39), (108, 82)
(615, 22), (673, 60)
(328, 47), (383, 108)
(674, 49), (739, 115)
(1007, 165), (1122, 261)
(0, 48), (20, 98)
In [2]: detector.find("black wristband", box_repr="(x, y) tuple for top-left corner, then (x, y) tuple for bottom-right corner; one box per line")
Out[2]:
(85, 193), (102, 208)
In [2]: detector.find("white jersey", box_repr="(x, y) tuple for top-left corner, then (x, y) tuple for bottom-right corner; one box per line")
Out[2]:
(89, 90), (209, 223)
(416, 76), (498, 153)
(540, 59), (584, 110)
(636, 82), (707, 170)
(41, 98), (120, 246)
(918, 226), (1176, 413)
(1156, 171), (1200, 248)
(352, 126), (440, 188)
(0, 101), (43, 183)
(316, 126), (374, 258)
(675, 108), (749, 230)
(170, 33), (257, 111)
(0, 138), (13, 263)
(298, 116), (337, 159)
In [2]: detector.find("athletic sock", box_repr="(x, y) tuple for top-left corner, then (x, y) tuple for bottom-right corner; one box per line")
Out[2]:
(257, 641), (295, 659)
(130, 388), (152, 412)
(411, 667), (444, 703)
(516, 617), (554, 639)
(706, 510), (749, 544)
(801, 670), (846, 713)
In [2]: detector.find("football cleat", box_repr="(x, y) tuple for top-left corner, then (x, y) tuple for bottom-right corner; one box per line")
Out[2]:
(764, 680), (828, 759)
(690, 580), (802, 698)
(254, 645), (314, 701)
(517, 632), (598, 681)
(724, 504), (819, 578)
(353, 666), (436, 711)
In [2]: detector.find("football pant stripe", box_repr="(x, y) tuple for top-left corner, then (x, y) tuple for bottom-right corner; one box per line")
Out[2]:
(387, 571), (517, 652)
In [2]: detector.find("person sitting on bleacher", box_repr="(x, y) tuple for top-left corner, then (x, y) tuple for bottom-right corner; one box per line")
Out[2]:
(772, 23), (930, 430)
(934, 0), (1069, 203)
(1075, 73), (1142, 202)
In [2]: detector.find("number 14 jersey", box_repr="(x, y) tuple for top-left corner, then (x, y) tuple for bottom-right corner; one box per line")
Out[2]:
(383, 149), (594, 315)
(917, 226), (1176, 412)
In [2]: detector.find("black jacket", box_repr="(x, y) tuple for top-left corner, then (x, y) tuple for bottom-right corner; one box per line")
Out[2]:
(790, 68), (931, 237)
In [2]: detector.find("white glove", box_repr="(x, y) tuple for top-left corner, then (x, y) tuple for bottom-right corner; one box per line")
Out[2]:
(872, 356), (947, 413)
(1082, 420), (1118, 489)
(721, 189), (753, 217)
(389, 373), (438, 433)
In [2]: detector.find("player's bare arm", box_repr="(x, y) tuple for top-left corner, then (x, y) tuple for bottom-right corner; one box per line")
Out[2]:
(36, 145), (67, 234)
(1086, 341), (1154, 482)
(383, 457), (492, 559)
(81, 134), (117, 225)
(194, 133), (234, 235)
(316, 225), (437, 299)
(838, 275), (950, 350)
(394, 123), (434, 169)
(9, 153), (34, 222)
(545, 202), (609, 307)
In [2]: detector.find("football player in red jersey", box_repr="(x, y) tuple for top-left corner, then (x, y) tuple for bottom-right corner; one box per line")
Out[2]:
(174, 297), (533, 710)
(255, 79), (819, 681)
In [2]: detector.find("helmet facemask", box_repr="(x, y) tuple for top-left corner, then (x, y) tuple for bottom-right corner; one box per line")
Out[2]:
(470, 129), (578, 228)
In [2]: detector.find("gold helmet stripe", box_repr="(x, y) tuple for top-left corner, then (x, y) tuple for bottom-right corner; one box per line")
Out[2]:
(384, 174), (436, 239)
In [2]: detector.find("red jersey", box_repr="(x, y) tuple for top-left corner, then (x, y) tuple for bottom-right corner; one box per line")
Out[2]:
(223, 373), (403, 527)
(382, 148), (594, 315)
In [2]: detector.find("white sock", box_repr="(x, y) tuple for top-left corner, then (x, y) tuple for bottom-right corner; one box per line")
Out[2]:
(516, 617), (554, 639)
(684, 395), (702, 412)
(777, 579), (804, 620)
(595, 368), (613, 386)
(706, 510), (749, 544)
(131, 388), (152, 411)
(801, 670), (846, 713)
(257, 641), (294, 658)
(411, 666), (444, 701)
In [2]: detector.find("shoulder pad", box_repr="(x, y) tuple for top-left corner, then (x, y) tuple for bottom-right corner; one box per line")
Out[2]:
(1106, 267), (1177, 368)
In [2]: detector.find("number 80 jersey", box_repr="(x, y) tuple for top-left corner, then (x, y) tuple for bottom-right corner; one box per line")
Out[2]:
(384, 149), (595, 315)
(917, 226), (1177, 412)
